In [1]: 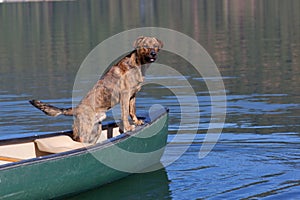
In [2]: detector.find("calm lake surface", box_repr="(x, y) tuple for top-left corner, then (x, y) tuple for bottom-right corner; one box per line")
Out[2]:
(1, 0), (300, 199)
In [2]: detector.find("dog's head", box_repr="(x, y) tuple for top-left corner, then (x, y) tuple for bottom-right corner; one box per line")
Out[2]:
(133, 36), (163, 63)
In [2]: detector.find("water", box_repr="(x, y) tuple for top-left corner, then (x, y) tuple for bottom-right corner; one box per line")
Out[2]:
(1, 0), (300, 199)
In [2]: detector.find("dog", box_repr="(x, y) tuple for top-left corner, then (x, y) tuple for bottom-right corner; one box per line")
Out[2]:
(30, 36), (163, 144)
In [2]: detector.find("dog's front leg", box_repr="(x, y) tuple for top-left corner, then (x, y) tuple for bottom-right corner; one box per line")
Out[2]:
(121, 92), (135, 132)
(129, 96), (144, 126)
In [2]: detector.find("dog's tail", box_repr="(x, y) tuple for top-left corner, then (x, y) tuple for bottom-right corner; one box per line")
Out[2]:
(29, 100), (73, 117)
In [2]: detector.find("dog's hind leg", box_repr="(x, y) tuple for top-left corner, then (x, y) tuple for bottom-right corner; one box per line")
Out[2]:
(92, 122), (102, 144)
(73, 110), (106, 144)
(72, 106), (95, 143)
(92, 112), (106, 144)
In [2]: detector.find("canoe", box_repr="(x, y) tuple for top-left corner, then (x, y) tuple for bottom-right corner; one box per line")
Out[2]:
(0, 108), (169, 199)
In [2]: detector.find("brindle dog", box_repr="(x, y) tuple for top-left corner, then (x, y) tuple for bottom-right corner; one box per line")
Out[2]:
(30, 36), (163, 143)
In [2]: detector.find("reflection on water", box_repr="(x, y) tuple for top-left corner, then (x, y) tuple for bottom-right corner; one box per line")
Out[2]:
(65, 166), (171, 200)
(0, 0), (300, 199)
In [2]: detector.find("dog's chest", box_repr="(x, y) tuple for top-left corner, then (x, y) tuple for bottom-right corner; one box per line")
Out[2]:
(126, 67), (144, 90)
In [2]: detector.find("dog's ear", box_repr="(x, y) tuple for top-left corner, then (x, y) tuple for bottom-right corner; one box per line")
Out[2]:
(133, 36), (145, 49)
(156, 39), (163, 49)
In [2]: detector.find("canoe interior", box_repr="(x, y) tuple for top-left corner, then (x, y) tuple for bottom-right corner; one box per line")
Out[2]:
(0, 123), (123, 166)
(0, 108), (168, 199)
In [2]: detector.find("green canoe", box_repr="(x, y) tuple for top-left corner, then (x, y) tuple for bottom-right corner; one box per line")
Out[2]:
(0, 108), (169, 199)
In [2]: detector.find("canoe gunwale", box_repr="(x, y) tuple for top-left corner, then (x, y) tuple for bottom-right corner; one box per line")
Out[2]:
(0, 108), (169, 170)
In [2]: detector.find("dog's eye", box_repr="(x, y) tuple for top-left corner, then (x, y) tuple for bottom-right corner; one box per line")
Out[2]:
(143, 45), (149, 48)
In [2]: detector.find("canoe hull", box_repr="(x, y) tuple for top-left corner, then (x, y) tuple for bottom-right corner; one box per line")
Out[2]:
(0, 109), (168, 199)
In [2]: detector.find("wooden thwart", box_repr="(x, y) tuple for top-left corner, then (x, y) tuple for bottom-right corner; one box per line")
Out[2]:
(0, 156), (22, 162)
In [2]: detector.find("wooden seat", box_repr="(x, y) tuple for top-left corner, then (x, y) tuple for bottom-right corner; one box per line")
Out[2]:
(35, 135), (88, 154)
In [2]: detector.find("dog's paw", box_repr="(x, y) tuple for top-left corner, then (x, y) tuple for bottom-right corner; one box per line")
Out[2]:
(134, 119), (144, 126)
(124, 125), (136, 132)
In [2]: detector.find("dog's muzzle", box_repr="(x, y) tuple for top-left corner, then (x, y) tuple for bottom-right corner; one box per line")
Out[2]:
(147, 49), (157, 62)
